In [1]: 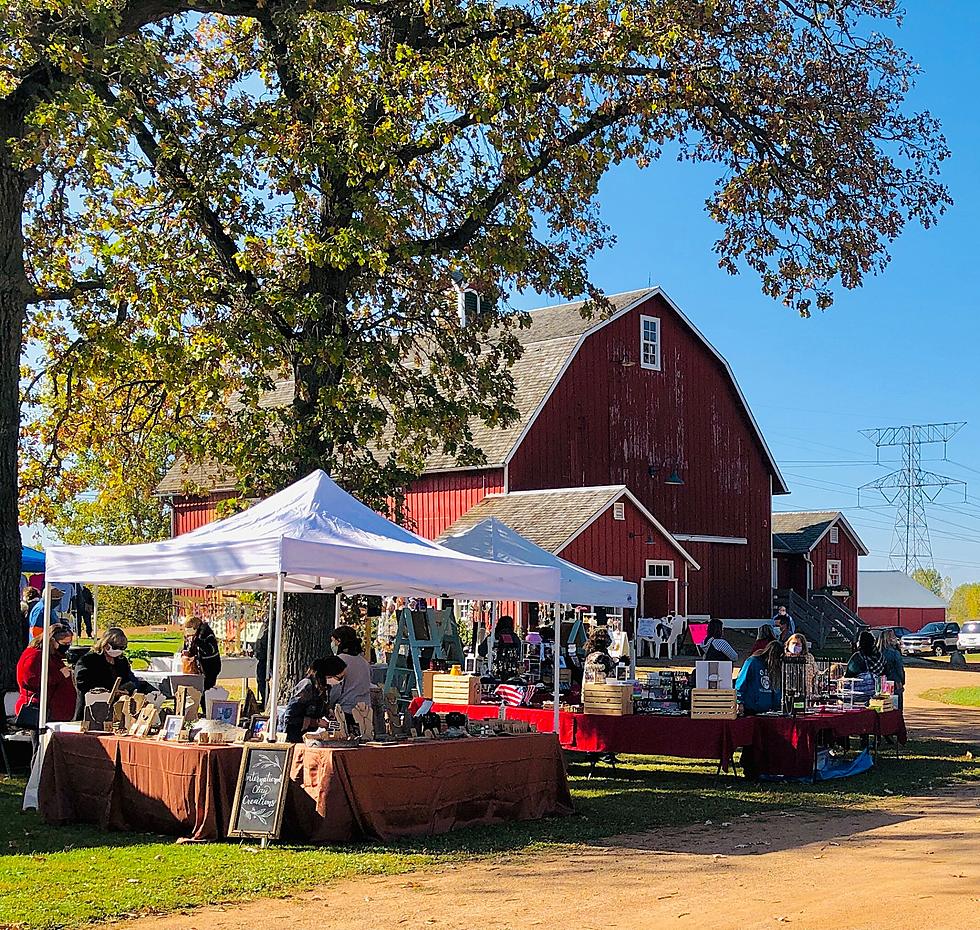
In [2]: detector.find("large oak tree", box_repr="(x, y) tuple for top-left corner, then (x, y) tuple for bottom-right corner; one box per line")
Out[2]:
(9, 0), (950, 685)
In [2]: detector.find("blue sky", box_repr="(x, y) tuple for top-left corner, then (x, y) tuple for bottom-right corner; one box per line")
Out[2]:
(517, 3), (980, 585)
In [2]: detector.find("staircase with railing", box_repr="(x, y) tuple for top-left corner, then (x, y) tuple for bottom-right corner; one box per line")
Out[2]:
(773, 589), (831, 649)
(808, 592), (866, 646)
(773, 588), (868, 651)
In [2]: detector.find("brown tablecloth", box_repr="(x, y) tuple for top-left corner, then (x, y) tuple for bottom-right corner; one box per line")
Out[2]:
(38, 732), (572, 843)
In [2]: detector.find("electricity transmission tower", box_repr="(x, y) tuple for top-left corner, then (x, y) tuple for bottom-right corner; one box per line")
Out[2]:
(858, 422), (967, 573)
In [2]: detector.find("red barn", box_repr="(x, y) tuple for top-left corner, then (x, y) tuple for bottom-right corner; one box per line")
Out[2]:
(858, 570), (947, 631)
(158, 286), (789, 621)
(772, 511), (867, 608)
(402, 286), (788, 621)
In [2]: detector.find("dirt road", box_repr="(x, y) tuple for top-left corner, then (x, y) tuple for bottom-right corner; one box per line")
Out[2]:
(903, 665), (980, 743)
(121, 789), (980, 930)
(119, 665), (980, 930)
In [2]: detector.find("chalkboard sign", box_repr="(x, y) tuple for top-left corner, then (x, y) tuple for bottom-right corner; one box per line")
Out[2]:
(228, 743), (293, 839)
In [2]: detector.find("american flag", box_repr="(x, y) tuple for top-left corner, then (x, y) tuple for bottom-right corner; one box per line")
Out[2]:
(494, 684), (527, 707)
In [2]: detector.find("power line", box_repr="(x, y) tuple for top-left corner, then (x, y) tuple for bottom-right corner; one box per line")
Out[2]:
(858, 422), (967, 573)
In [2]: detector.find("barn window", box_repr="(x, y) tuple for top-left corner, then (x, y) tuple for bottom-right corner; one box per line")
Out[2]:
(646, 560), (674, 579)
(640, 315), (661, 370)
(829, 526), (839, 544)
(827, 559), (842, 587)
(613, 502), (625, 520)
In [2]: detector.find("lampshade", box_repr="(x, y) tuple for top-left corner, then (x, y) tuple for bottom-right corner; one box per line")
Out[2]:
(666, 468), (684, 485)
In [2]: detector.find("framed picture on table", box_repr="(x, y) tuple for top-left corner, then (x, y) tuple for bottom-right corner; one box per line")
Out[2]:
(209, 700), (241, 727)
(160, 714), (184, 741)
(244, 715), (270, 742)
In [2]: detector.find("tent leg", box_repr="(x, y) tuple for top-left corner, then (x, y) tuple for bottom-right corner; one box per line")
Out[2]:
(553, 602), (561, 735)
(266, 573), (286, 741)
(265, 593), (275, 695)
(38, 582), (52, 729)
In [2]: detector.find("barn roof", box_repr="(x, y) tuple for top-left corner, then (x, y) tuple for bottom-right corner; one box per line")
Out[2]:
(438, 485), (699, 567)
(858, 570), (947, 609)
(772, 511), (869, 556)
(156, 287), (788, 497)
(155, 378), (293, 496)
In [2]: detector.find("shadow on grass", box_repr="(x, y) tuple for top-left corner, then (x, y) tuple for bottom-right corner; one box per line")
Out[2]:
(2, 739), (977, 862)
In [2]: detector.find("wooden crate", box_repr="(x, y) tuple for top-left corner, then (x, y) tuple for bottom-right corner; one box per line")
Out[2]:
(583, 683), (633, 716)
(431, 674), (482, 706)
(690, 688), (737, 719)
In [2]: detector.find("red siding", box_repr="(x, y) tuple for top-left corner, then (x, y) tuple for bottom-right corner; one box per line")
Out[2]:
(508, 293), (774, 619)
(860, 606), (945, 631)
(173, 494), (232, 536)
(402, 469), (504, 540)
(559, 496), (690, 614)
(810, 521), (860, 609)
(171, 493), (234, 613)
(776, 553), (809, 599)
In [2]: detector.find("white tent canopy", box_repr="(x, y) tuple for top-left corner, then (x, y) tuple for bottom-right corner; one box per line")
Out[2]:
(45, 470), (560, 602)
(440, 517), (637, 608)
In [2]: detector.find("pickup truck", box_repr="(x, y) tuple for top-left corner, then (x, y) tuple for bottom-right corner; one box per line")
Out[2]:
(901, 622), (961, 657)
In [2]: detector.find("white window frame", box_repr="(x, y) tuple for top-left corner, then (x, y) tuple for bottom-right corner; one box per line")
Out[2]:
(639, 315), (661, 371)
(645, 560), (674, 579)
(613, 502), (625, 521)
(827, 559), (842, 587)
(829, 526), (839, 545)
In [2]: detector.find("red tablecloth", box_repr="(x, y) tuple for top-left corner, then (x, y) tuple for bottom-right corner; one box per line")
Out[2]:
(38, 731), (572, 842)
(749, 709), (907, 778)
(421, 702), (905, 777)
(422, 702), (755, 772)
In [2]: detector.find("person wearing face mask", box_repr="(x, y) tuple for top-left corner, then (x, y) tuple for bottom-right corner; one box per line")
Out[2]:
(73, 627), (151, 719)
(15, 623), (77, 738)
(283, 656), (347, 743)
(784, 633), (817, 694)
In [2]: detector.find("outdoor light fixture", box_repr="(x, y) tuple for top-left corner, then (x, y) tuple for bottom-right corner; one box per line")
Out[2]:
(665, 468), (684, 486)
(645, 534), (656, 545)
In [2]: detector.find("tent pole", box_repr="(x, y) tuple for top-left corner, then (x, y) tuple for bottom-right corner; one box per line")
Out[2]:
(552, 602), (561, 735)
(265, 593), (275, 690)
(38, 581), (52, 728)
(266, 573), (286, 741)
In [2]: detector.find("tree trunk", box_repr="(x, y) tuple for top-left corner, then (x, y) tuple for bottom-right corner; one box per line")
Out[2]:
(0, 109), (29, 690)
(278, 285), (349, 691)
(278, 591), (336, 693)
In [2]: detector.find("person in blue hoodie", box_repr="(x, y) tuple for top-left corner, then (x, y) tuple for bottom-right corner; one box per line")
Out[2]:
(736, 641), (783, 714)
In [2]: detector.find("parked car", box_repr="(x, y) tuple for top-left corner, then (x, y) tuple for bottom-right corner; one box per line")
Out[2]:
(901, 622), (961, 657)
(956, 621), (980, 654)
(870, 626), (914, 645)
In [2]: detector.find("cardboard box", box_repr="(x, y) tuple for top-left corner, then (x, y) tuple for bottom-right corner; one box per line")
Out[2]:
(690, 688), (737, 719)
(430, 673), (482, 706)
(422, 669), (437, 699)
(583, 683), (633, 716)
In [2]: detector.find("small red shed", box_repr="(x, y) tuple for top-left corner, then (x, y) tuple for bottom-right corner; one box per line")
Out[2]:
(438, 485), (699, 621)
(772, 511), (868, 613)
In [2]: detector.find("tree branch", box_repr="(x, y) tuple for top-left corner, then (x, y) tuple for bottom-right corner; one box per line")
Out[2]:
(30, 278), (106, 304)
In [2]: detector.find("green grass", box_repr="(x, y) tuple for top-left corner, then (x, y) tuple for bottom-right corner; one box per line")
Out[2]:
(1, 739), (977, 929)
(76, 632), (183, 670)
(919, 686), (980, 707)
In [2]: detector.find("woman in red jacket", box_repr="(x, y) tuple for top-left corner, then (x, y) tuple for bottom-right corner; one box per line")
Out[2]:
(16, 622), (77, 728)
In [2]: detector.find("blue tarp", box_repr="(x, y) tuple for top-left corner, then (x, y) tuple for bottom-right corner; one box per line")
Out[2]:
(21, 546), (45, 573)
